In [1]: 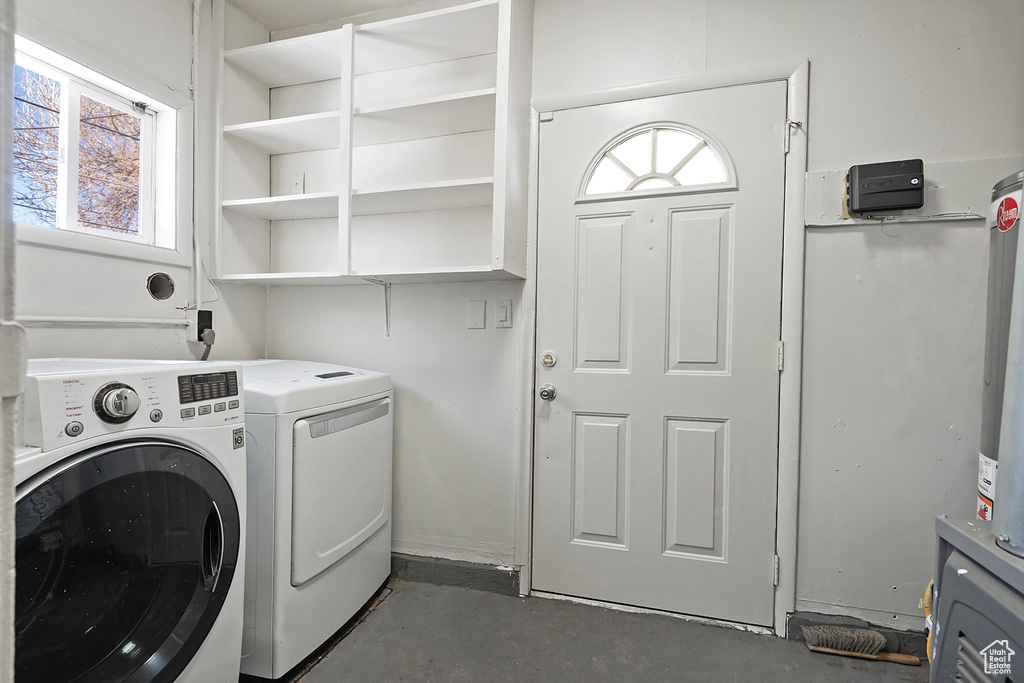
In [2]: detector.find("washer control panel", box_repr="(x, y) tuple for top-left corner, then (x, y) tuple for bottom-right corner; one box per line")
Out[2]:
(21, 360), (245, 452)
(94, 383), (142, 423)
(177, 371), (239, 404)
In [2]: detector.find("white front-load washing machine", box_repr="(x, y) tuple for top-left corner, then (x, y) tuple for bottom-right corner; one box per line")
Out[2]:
(15, 359), (248, 683)
(239, 359), (393, 679)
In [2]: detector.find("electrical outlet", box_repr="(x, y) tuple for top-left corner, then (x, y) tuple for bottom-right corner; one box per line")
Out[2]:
(186, 309), (201, 344)
(197, 310), (213, 342)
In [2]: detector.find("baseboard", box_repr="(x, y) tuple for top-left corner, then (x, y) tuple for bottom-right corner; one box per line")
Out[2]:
(391, 553), (520, 597)
(787, 611), (928, 658)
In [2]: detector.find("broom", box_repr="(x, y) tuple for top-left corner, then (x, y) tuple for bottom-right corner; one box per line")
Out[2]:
(800, 625), (921, 666)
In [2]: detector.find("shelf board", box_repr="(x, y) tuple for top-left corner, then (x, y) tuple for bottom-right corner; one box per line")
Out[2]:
(353, 90), (496, 146)
(224, 28), (348, 87)
(216, 272), (363, 286)
(351, 267), (525, 284)
(222, 192), (340, 220)
(217, 267), (523, 286)
(354, 0), (498, 74)
(351, 178), (493, 216)
(224, 112), (342, 154)
(355, 88), (495, 116)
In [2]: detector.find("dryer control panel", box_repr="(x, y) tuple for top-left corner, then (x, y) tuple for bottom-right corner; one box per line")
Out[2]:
(20, 359), (245, 452)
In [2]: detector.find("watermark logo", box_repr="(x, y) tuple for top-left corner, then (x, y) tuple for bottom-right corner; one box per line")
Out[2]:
(981, 639), (1015, 676)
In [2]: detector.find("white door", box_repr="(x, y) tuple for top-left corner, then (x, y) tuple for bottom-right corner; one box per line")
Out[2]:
(533, 82), (787, 626)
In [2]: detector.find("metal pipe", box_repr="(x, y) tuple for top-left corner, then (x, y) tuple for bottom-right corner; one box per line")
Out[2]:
(18, 316), (187, 328)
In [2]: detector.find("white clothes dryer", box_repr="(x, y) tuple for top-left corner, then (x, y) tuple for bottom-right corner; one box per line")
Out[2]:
(15, 359), (248, 683)
(239, 359), (393, 679)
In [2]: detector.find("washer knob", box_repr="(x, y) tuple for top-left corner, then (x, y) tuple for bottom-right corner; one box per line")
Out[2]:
(96, 384), (141, 422)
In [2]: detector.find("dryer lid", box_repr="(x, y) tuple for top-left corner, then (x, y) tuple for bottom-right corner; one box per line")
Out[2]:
(241, 360), (392, 414)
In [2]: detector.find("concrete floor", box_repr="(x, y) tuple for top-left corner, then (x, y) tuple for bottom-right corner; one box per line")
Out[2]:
(292, 579), (930, 683)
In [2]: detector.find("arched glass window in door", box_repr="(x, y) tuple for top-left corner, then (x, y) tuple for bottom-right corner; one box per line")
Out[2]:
(581, 125), (734, 199)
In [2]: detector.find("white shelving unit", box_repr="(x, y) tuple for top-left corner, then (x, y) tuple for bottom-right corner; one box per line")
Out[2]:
(222, 192), (340, 220)
(223, 30), (348, 87)
(214, 0), (533, 284)
(223, 112), (342, 155)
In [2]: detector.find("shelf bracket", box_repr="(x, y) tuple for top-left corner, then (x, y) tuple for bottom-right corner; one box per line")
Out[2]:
(363, 278), (392, 338)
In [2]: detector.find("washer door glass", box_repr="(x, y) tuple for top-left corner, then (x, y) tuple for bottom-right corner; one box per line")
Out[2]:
(15, 440), (240, 683)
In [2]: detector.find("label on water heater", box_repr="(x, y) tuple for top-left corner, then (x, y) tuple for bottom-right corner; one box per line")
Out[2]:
(998, 196), (1019, 232)
(978, 452), (997, 520)
(993, 185), (1023, 233)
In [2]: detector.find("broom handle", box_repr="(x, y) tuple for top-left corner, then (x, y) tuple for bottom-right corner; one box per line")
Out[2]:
(806, 644), (922, 666)
(874, 651), (923, 665)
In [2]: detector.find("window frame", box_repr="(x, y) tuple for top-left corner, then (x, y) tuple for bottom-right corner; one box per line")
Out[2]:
(12, 34), (191, 268)
(65, 79), (156, 245)
(576, 122), (738, 204)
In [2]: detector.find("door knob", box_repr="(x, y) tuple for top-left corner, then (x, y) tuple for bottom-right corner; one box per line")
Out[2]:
(539, 384), (557, 401)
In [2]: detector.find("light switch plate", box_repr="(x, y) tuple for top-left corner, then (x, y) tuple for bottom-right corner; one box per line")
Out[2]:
(467, 300), (486, 329)
(495, 299), (512, 328)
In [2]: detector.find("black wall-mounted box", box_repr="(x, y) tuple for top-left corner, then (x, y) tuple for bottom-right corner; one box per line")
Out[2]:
(846, 159), (924, 214)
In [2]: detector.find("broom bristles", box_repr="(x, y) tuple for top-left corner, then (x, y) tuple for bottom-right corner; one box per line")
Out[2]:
(801, 625), (888, 655)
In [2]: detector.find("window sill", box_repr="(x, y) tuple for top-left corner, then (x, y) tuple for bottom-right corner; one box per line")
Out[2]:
(15, 222), (190, 268)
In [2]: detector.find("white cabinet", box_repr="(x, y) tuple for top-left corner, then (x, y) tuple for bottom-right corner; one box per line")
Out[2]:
(214, 0), (532, 285)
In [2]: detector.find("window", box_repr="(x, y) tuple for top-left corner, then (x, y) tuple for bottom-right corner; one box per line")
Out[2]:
(582, 125), (732, 198)
(13, 36), (176, 249)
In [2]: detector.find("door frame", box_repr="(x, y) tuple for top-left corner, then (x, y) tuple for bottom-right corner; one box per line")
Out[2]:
(513, 61), (809, 636)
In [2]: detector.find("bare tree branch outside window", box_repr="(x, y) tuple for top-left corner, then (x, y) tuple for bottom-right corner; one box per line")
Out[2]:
(78, 94), (140, 234)
(13, 64), (141, 235)
(13, 66), (60, 227)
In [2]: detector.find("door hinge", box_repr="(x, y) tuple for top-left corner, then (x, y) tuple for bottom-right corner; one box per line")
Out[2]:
(777, 340), (785, 372)
(784, 118), (803, 154)
(773, 554), (780, 587)
(539, 111), (554, 123)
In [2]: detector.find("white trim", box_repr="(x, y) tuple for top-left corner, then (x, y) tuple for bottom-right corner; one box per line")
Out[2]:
(209, 0), (226, 281)
(775, 60), (809, 637)
(532, 60), (810, 114)
(15, 222), (190, 268)
(513, 108), (541, 594)
(531, 591), (775, 636)
(518, 61), (810, 636)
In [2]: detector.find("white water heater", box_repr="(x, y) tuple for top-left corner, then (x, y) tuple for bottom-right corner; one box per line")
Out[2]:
(980, 170), (1024, 519)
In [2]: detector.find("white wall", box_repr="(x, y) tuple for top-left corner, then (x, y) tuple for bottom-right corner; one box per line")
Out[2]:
(14, 0), (267, 363)
(531, 0), (1024, 626)
(267, 281), (525, 564)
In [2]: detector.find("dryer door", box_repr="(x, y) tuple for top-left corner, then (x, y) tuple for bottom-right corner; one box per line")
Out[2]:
(291, 396), (392, 586)
(15, 440), (240, 683)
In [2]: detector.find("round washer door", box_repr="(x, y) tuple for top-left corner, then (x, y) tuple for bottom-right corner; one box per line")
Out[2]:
(15, 440), (240, 683)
